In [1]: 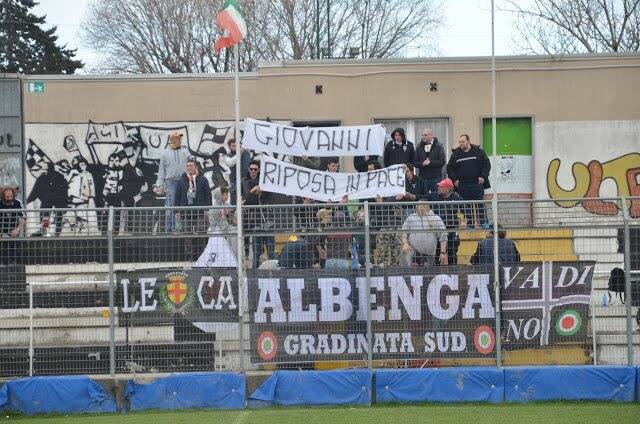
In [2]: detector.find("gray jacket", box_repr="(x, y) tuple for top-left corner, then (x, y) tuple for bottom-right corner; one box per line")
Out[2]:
(402, 210), (446, 255)
(155, 146), (190, 187)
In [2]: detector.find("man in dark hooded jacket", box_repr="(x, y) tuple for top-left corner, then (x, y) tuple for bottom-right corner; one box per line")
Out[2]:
(447, 134), (491, 228)
(383, 127), (415, 167)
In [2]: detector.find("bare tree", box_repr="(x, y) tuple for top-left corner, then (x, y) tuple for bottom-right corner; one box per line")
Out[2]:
(81, 0), (238, 73)
(81, 0), (443, 73)
(506, 0), (640, 54)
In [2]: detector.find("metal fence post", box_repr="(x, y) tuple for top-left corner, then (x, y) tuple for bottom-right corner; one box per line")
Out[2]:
(237, 228), (245, 373)
(107, 206), (116, 376)
(492, 199), (502, 369)
(364, 201), (373, 369)
(621, 197), (634, 366)
(29, 283), (34, 377)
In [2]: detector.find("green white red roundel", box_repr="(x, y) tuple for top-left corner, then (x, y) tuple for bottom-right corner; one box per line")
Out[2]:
(473, 326), (495, 355)
(257, 331), (278, 361)
(555, 309), (582, 336)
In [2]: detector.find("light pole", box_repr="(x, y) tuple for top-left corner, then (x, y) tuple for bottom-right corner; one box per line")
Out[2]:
(316, 0), (320, 59)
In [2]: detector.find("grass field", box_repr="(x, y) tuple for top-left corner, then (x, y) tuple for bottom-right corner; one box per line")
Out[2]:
(7, 402), (640, 424)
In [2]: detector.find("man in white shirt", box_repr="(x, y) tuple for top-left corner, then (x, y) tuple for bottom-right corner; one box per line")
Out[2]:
(400, 200), (448, 266)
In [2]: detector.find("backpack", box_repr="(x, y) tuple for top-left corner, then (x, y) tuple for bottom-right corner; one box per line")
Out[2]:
(609, 267), (640, 306)
(608, 267), (626, 303)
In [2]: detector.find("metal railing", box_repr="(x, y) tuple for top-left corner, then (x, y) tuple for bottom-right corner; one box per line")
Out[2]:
(0, 197), (638, 376)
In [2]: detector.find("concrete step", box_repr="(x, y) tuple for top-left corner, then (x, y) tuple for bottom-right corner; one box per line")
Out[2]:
(578, 253), (624, 263)
(590, 316), (629, 332)
(596, 334), (640, 344)
(3, 325), (174, 347)
(573, 238), (618, 254)
(0, 307), (117, 329)
(596, 345), (639, 365)
(573, 228), (619, 238)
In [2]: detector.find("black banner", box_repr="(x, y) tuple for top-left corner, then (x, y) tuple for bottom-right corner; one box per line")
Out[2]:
(501, 262), (593, 349)
(116, 268), (239, 325)
(247, 262), (594, 363)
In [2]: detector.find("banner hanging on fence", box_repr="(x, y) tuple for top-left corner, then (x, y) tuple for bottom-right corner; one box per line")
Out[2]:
(259, 155), (405, 202)
(247, 262), (594, 363)
(242, 118), (386, 157)
(116, 268), (238, 324)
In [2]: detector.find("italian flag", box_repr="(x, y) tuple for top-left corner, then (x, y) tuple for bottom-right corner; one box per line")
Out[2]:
(214, 0), (247, 53)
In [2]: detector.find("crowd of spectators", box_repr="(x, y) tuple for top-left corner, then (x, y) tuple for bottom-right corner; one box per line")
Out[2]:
(1, 127), (513, 268)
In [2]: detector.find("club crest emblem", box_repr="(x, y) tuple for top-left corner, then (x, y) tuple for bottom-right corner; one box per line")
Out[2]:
(158, 272), (195, 314)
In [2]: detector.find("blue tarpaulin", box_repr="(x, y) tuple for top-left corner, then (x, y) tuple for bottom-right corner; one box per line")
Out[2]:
(124, 372), (245, 411)
(0, 376), (116, 415)
(504, 366), (635, 402)
(249, 369), (372, 406)
(636, 366), (639, 401)
(376, 367), (504, 403)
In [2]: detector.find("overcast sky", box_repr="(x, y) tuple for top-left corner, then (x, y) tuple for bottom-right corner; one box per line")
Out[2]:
(33, 0), (523, 73)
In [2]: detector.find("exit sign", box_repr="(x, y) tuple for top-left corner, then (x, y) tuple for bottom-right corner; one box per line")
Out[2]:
(28, 81), (45, 93)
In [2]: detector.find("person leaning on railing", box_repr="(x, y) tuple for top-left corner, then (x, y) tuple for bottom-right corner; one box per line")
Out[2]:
(316, 207), (353, 269)
(427, 178), (465, 265)
(400, 200), (448, 267)
(470, 226), (520, 266)
(0, 187), (26, 264)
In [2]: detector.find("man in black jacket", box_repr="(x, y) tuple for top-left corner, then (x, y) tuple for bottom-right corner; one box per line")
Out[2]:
(174, 158), (211, 233)
(242, 160), (275, 268)
(383, 127), (415, 167)
(446, 134), (491, 228)
(395, 164), (424, 203)
(414, 128), (445, 193)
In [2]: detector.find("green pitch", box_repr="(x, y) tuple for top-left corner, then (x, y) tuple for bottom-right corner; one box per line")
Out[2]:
(8, 402), (640, 424)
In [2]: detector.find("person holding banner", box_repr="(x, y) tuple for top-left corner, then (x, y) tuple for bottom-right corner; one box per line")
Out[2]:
(395, 164), (425, 202)
(400, 200), (448, 266)
(353, 155), (380, 173)
(383, 127), (415, 167)
(222, 138), (251, 193)
(242, 160), (275, 268)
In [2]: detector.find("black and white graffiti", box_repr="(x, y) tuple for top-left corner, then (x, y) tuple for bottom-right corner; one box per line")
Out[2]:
(24, 120), (292, 235)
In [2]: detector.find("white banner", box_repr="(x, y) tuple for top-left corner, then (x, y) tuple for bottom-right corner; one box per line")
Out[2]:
(193, 236), (237, 268)
(259, 155), (405, 202)
(242, 118), (386, 157)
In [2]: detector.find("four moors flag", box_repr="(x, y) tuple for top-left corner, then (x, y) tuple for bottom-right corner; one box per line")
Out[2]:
(214, 0), (247, 53)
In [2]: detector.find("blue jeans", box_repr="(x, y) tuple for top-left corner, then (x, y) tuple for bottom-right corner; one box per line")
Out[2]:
(325, 259), (351, 269)
(253, 235), (275, 269)
(422, 177), (442, 194)
(164, 179), (179, 233)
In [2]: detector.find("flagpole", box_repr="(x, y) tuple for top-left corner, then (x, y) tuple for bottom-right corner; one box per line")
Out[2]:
(490, 0), (502, 370)
(233, 42), (244, 372)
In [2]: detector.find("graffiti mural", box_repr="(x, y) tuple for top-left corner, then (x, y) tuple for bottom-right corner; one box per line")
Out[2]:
(534, 120), (640, 218)
(24, 121), (235, 235)
(547, 153), (640, 217)
(24, 120), (292, 235)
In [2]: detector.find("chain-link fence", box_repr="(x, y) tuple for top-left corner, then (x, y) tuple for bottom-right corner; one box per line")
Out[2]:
(1, 198), (638, 377)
